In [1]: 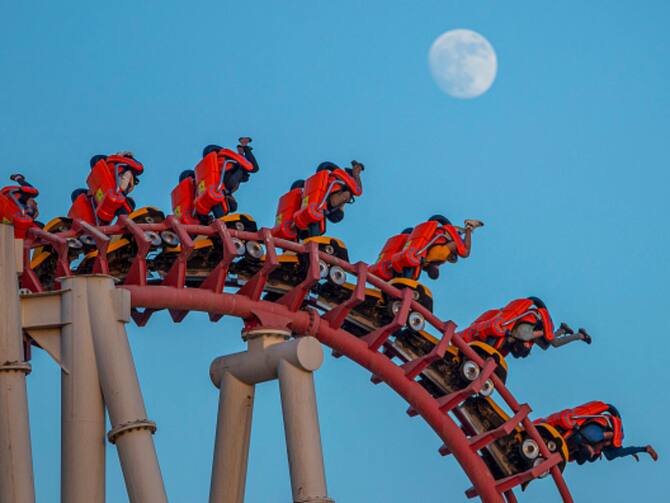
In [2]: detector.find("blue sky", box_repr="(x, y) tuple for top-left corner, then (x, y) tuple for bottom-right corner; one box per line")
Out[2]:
(2, 1), (668, 501)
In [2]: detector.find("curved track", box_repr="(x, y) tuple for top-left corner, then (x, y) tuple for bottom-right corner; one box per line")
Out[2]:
(20, 216), (574, 503)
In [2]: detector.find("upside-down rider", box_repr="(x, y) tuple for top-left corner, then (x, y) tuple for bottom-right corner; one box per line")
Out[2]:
(69, 151), (143, 225)
(536, 401), (658, 464)
(293, 160), (364, 239)
(172, 137), (259, 224)
(460, 296), (591, 358)
(0, 174), (40, 238)
(369, 215), (483, 281)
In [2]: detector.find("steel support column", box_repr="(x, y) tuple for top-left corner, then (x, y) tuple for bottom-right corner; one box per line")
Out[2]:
(60, 277), (106, 503)
(0, 223), (35, 503)
(85, 276), (167, 503)
(209, 330), (333, 503)
(209, 372), (255, 503)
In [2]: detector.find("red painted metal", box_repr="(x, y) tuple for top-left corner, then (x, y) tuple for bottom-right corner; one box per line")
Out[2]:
(19, 222), (574, 503)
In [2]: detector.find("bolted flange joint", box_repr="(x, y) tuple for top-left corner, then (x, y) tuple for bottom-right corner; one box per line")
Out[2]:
(0, 360), (32, 375)
(107, 419), (157, 444)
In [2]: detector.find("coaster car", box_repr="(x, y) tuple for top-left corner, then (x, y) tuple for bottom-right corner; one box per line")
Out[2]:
(318, 277), (433, 335)
(265, 236), (350, 296)
(0, 185), (39, 238)
(31, 207), (170, 287)
(77, 207), (170, 278)
(152, 214), (263, 284)
(460, 396), (569, 482)
(29, 217), (85, 290)
(460, 297), (591, 358)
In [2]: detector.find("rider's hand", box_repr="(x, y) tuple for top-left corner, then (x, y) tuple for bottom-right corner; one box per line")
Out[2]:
(238, 137), (252, 147)
(350, 160), (365, 173)
(10, 173), (25, 182)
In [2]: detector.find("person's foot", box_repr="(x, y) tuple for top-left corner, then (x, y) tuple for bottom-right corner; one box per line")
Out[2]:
(464, 219), (484, 229)
(238, 137), (252, 146)
(578, 328), (592, 344)
(9, 173), (25, 183)
(559, 322), (574, 335)
(646, 445), (659, 461)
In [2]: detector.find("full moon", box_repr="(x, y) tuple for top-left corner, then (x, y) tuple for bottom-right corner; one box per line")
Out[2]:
(428, 29), (497, 99)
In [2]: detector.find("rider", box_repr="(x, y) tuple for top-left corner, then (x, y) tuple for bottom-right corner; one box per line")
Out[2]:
(69, 151), (143, 225)
(374, 215), (482, 281)
(460, 296), (591, 358)
(175, 137), (258, 224)
(293, 160), (364, 239)
(0, 174), (40, 237)
(536, 401), (658, 464)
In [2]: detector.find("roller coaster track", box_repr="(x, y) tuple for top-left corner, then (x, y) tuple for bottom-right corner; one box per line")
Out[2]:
(20, 216), (574, 503)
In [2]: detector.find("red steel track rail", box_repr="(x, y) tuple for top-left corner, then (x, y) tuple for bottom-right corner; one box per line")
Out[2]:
(20, 218), (574, 503)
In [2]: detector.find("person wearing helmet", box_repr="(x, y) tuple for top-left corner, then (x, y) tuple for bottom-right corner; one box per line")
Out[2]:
(421, 215), (483, 280)
(460, 296), (591, 358)
(384, 214), (483, 281)
(294, 160), (364, 238)
(536, 402), (658, 465)
(68, 151), (143, 225)
(192, 137), (258, 221)
(0, 174), (41, 238)
(9, 174), (39, 219)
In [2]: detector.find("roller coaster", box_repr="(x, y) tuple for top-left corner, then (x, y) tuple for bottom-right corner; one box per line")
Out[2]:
(0, 146), (655, 503)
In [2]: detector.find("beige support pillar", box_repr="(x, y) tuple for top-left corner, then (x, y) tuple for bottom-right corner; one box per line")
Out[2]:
(209, 330), (333, 503)
(209, 372), (255, 503)
(278, 359), (331, 503)
(59, 277), (106, 503)
(84, 276), (167, 503)
(0, 223), (35, 503)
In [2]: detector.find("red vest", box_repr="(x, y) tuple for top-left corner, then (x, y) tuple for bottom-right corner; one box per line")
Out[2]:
(369, 233), (411, 280)
(171, 176), (199, 224)
(272, 187), (304, 240)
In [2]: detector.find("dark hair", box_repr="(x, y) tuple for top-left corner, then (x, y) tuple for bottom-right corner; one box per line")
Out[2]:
(317, 161), (338, 172)
(179, 170), (195, 182)
(70, 188), (87, 202)
(202, 144), (222, 157)
(290, 179), (305, 190)
(326, 208), (344, 223)
(527, 296), (546, 309)
(428, 214), (451, 225)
